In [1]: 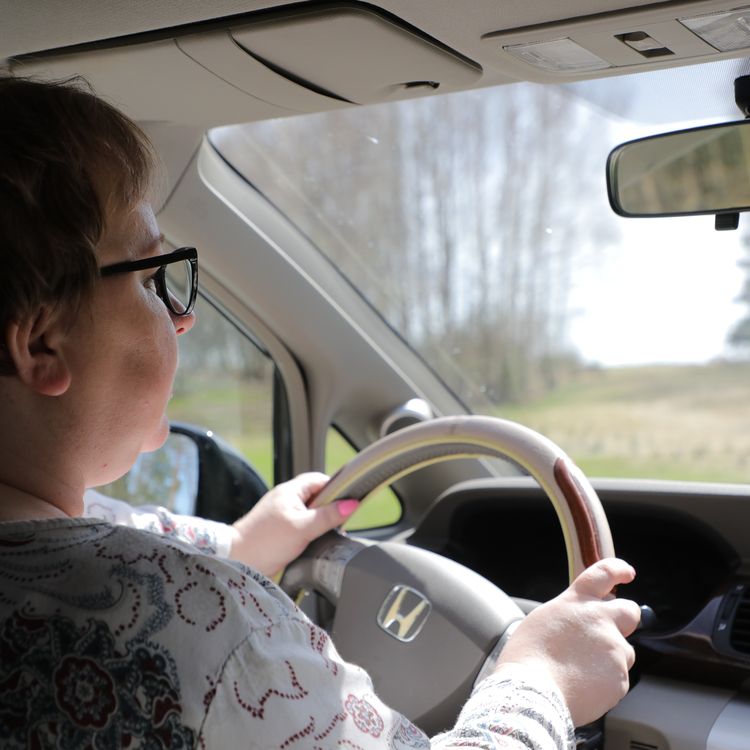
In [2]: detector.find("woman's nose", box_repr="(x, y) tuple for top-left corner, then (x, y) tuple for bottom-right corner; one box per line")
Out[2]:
(174, 308), (196, 335)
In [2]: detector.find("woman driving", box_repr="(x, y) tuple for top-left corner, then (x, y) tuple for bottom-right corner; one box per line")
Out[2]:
(0, 75), (640, 749)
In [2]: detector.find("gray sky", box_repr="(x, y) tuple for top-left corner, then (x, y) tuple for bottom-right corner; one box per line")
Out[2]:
(570, 214), (745, 366)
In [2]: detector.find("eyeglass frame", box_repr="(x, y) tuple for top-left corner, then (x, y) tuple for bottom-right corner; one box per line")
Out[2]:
(99, 246), (198, 316)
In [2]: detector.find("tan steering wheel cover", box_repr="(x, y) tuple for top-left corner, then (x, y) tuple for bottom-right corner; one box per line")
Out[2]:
(311, 415), (614, 582)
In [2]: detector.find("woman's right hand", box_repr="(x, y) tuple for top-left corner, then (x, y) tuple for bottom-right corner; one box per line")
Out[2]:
(496, 557), (641, 727)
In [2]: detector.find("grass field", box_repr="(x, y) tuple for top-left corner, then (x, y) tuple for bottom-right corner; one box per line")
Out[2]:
(497, 361), (750, 483)
(167, 360), (750, 529)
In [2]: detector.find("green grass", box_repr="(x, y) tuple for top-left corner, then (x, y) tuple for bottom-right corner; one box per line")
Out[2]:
(495, 361), (750, 483)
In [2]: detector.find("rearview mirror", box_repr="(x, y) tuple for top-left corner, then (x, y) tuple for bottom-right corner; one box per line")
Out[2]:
(607, 120), (750, 219)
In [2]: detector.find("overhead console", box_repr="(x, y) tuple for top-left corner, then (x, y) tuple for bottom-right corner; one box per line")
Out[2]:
(482, 1), (750, 80)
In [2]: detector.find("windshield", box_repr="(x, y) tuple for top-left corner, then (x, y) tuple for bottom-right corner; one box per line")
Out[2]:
(210, 62), (750, 484)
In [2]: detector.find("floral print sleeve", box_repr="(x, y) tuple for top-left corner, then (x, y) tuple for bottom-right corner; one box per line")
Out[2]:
(0, 517), (574, 750)
(198, 607), (432, 748)
(198, 602), (574, 749)
(83, 489), (234, 556)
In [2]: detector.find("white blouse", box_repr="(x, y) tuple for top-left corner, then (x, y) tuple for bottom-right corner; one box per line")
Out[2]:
(0, 495), (575, 748)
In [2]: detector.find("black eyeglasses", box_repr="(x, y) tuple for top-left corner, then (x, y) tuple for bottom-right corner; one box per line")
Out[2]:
(100, 246), (198, 316)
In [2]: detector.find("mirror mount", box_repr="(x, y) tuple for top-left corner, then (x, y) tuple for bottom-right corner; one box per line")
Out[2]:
(735, 75), (750, 119)
(716, 212), (740, 231)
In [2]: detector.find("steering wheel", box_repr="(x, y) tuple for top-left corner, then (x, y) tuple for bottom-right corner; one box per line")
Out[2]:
(281, 415), (613, 736)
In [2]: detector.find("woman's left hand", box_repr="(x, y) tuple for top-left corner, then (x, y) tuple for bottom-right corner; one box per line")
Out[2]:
(229, 472), (359, 577)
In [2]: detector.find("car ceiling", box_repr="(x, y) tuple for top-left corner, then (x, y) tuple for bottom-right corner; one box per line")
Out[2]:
(0, 1), (680, 61)
(4, 1), (750, 192)
(3, 3), (750, 95)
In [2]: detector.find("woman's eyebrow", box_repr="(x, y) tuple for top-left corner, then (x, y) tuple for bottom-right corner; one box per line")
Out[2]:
(136, 233), (166, 259)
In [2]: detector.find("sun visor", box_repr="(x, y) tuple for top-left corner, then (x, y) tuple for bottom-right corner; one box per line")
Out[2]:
(10, 38), (320, 127)
(223, 5), (482, 104)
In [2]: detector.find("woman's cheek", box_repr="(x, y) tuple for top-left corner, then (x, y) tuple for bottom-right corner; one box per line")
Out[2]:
(148, 293), (181, 376)
(142, 412), (172, 453)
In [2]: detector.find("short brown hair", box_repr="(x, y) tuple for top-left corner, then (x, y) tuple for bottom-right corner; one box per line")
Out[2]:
(0, 76), (156, 374)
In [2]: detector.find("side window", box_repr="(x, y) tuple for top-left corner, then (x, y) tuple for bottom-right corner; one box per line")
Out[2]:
(169, 296), (275, 485)
(96, 295), (276, 512)
(326, 428), (402, 531)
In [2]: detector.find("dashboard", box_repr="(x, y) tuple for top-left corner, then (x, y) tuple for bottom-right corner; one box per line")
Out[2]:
(408, 477), (750, 749)
(414, 479), (732, 622)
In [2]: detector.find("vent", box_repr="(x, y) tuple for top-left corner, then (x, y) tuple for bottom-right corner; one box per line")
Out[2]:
(729, 587), (750, 654)
(630, 742), (659, 750)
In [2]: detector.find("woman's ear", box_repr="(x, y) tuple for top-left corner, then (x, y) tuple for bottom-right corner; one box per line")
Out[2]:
(4, 309), (72, 396)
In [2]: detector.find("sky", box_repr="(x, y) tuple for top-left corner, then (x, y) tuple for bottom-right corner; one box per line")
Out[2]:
(564, 93), (749, 369)
(569, 213), (746, 367)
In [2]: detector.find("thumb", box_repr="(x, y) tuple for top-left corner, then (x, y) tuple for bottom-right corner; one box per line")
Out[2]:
(305, 499), (359, 538)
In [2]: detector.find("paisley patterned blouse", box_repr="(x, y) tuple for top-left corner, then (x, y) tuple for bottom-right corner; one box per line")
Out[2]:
(0, 504), (574, 749)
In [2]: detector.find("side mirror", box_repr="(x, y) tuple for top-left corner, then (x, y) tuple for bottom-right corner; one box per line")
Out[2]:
(607, 119), (750, 221)
(171, 422), (269, 523)
(95, 422), (269, 524)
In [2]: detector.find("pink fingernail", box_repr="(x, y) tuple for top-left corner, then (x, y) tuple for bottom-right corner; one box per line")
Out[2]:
(337, 499), (359, 517)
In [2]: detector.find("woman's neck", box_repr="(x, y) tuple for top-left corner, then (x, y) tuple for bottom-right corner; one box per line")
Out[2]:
(0, 410), (85, 520)
(0, 481), (77, 522)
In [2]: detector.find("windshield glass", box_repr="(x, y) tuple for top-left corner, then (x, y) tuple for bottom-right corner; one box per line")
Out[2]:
(210, 62), (750, 484)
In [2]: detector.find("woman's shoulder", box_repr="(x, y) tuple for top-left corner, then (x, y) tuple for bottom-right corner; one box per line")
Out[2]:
(97, 521), (299, 626)
(0, 517), (298, 634)
(0, 518), (302, 746)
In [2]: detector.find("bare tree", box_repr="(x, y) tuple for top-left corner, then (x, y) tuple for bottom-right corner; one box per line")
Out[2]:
(210, 82), (619, 406)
